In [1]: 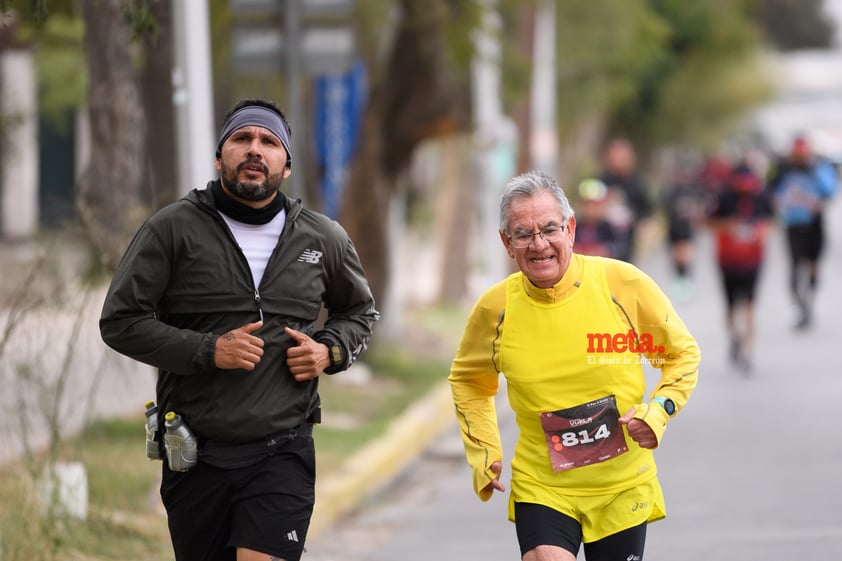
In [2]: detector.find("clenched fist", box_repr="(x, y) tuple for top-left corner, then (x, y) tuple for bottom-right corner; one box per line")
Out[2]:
(285, 327), (330, 382)
(214, 321), (265, 371)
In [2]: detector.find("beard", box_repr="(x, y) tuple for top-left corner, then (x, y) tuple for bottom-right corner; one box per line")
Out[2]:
(220, 158), (285, 202)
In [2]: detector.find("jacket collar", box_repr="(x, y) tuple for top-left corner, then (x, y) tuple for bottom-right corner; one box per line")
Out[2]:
(520, 253), (584, 304)
(189, 180), (304, 222)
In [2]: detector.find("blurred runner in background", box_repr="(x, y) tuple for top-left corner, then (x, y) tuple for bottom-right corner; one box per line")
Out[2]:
(662, 162), (705, 303)
(598, 138), (654, 263)
(697, 152), (732, 203)
(573, 178), (617, 259)
(768, 136), (839, 329)
(707, 161), (774, 372)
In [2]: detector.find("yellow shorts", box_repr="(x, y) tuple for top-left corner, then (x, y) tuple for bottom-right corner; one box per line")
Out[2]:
(509, 477), (666, 543)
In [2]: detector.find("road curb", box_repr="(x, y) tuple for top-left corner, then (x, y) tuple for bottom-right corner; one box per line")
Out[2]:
(308, 380), (456, 538)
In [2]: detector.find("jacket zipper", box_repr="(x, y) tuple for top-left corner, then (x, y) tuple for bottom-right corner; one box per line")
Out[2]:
(254, 289), (264, 322)
(198, 189), (297, 324)
(213, 213), (265, 322)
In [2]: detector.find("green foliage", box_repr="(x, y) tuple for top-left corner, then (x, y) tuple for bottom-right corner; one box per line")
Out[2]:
(544, 0), (774, 152)
(353, 0), (485, 79)
(32, 14), (85, 132)
(6, 3), (84, 131)
(495, 0), (535, 111)
(647, 49), (773, 149)
(0, 471), (52, 561)
(4, 0), (161, 37)
(752, 0), (836, 51)
(350, 0), (395, 67)
(1, 0), (49, 25)
(316, 344), (449, 464)
(612, 0), (773, 148)
(122, 0), (158, 40)
(1, 0), (74, 26)
(9, 0), (160, 132)
(554, 0), (671, 130)
(75, 418), (161, 512)
(439, 0), (484, 73)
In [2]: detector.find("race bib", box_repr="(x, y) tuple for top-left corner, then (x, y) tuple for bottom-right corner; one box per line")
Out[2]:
(732, 222), (756, 242)
(540, 395), (628, 473)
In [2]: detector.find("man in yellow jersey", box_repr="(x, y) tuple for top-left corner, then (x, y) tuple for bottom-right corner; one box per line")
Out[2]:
(449, 170), (700, 561)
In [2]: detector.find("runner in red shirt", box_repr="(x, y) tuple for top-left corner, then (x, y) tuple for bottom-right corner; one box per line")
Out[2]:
(707, 162), (774, 372)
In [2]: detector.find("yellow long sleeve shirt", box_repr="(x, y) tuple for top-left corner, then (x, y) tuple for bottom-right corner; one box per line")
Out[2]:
(449, 254), (700, 502)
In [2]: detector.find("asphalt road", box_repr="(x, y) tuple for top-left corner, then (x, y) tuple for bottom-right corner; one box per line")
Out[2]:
(304, 196), (842, 561)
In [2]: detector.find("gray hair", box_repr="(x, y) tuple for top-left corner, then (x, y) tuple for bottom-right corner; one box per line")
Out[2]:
(499, 170), (575, 233)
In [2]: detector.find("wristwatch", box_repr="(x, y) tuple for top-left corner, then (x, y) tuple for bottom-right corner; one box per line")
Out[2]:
(651, 396), (676, 416)
(327, 343), (345, 368)
(316, 335), (346, 374)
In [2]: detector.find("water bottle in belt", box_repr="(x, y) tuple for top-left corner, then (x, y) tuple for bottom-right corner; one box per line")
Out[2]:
(144, 401), (162, 461)
(164, 411), (198, 472)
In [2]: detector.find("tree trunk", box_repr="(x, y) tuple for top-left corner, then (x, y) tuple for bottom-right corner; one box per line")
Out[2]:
(557, 112), (607, 185)
(140, 0), (177, 209)
(340, 93), (391, 314)
(436, 135), (473, 303)
(340, 0), (472, 315)
(77, 0), (147, 270)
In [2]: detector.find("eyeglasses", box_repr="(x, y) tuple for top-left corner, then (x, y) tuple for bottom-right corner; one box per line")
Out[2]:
(507, 225), (566, 248)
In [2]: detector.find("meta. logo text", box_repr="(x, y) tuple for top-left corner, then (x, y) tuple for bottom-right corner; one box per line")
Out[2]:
(586, 330), (665, 354)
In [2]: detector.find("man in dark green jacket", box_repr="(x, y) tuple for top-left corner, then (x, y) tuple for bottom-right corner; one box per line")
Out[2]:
(100, 98), (378, 561)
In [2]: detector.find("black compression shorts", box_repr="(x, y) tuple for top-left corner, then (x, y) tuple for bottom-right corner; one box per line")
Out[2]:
(720, 268), (760, 308)
(786, 218), (824, 262)
(160, 436), (315, 561)
(514, 502), (647, 561)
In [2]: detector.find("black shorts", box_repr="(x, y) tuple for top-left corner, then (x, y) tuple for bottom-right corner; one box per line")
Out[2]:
(514, 502), (647, 561)
(668, 219), (694, 243)
(720, 268), (760, 308)
(160, 437), (316, 561)
(787, 218), (824, 262)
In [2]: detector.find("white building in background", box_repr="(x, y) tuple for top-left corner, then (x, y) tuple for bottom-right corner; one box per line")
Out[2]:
(748, 0), (842, 160)
(0, 47), (38, 238)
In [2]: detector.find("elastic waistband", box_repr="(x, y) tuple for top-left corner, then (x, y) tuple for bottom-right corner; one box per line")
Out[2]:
(210, 422), (314, 448)
(275, 422), (313, 441)
(199, 423), (314, 469)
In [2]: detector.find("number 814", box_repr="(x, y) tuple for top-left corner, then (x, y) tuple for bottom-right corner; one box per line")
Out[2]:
(553, 423), (610, 448)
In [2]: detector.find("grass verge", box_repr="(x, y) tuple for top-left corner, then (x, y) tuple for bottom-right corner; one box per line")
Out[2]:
(315, 343), (450, 472)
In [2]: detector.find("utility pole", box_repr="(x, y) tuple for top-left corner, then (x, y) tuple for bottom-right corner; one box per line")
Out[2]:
(172, 0), (215, 195)
(0, 47), (38, 238)
(473, 0), (516, 287)
(529, 0), (557, 175)
(285, 0), (304, 201)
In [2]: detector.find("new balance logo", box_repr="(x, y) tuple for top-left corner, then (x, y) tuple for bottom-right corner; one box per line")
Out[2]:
(286, 529), (299, 542)
(298, 249), (323, 264)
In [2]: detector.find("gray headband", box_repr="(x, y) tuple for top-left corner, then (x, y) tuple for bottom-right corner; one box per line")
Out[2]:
(216, 106), (292, 169)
